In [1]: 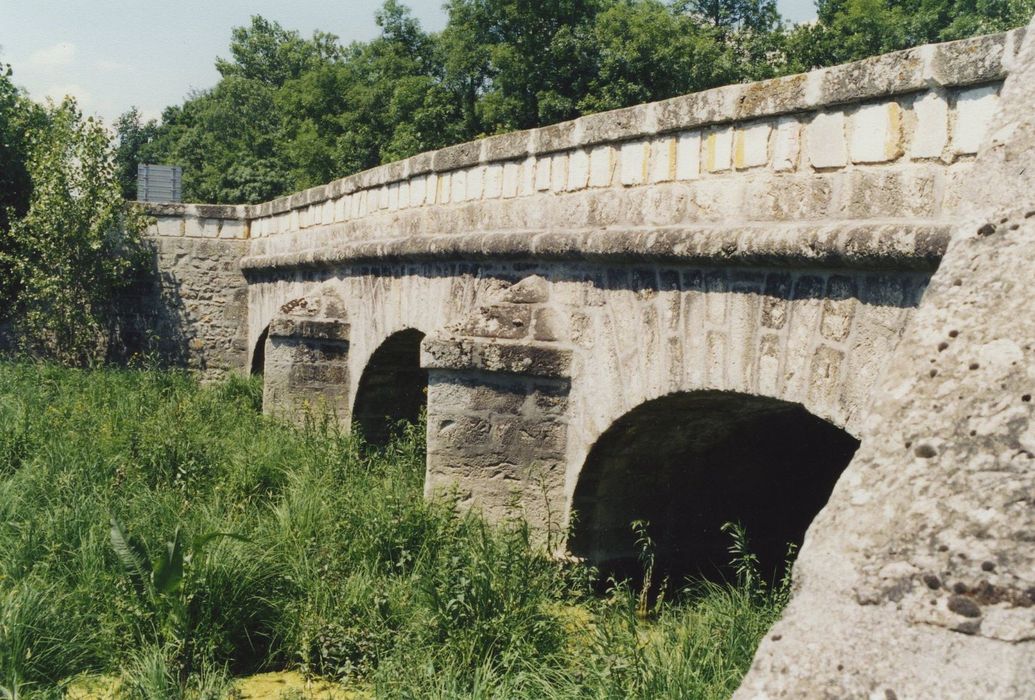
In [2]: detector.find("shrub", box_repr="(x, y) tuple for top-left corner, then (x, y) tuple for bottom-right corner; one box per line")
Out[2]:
(0, 99), (150, 366)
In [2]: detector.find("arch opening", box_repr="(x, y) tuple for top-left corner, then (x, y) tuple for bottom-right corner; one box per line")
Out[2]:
(570, 391), (859, 585)
(353, 329), (428, 446)
(250, 325), (270, 376)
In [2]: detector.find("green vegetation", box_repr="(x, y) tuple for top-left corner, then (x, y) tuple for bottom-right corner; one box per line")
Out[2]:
(0, 363), (787, 698)
(113, 0), (1033, 204)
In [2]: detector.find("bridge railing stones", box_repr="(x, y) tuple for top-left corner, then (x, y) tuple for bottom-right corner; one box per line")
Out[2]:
(238, 28), (1023, 276)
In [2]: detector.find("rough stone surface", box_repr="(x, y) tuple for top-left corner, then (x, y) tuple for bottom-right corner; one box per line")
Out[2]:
(128, 35), (1035, 697)
(734, 15), (1035, 699)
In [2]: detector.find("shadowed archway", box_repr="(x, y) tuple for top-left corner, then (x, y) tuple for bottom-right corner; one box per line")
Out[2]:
(250, 325), (270, 376)
(569, 391), (859, 585)
(353, 329), (428, 445)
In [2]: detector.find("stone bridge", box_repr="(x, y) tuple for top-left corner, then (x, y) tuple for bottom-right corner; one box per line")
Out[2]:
(138, 23), (1035, 698)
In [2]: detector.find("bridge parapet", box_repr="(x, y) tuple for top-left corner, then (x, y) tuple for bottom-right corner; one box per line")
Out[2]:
(241, 29), (1022, 274)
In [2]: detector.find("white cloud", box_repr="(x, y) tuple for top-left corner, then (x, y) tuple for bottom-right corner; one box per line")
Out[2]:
(43, 83), (92, 107)
(28, 42), (76, 69)
(95, 58), (131, 73)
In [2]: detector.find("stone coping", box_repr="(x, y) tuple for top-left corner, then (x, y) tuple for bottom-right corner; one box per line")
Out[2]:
(241, 29), (1021, 219)
(240, 221), (950, 273)
(422, 336), (573, 379)
(138, 202), (249, 220)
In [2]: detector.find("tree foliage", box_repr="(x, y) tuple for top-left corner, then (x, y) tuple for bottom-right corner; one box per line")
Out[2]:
(116, 0), (1034, 205)
(0, 98), (150, 365)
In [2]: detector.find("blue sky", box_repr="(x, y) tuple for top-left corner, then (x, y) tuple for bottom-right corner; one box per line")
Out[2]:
(0, 0), (818, 124)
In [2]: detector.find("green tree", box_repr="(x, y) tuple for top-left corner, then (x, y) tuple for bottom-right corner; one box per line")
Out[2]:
(787, 0), (1035, 69)
(114, 107), (160, 200)
(440, 0), (605, 133)
(0, 98), (150, 365)
(580, 0), (731, 113)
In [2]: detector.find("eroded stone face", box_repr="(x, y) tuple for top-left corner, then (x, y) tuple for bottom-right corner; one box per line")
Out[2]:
(734, 15), (1035, 700)
(134, 24), (1035, 694)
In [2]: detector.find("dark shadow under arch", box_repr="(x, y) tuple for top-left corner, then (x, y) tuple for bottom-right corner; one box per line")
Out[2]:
(353, 329), (427, 445)
(569, 391), (860, 585)
(250, 325), (270, 376)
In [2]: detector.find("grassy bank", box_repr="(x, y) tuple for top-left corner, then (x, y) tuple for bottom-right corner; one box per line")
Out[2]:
(0, 363), (785, 699)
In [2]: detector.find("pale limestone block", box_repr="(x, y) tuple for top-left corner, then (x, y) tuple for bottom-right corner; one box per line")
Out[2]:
(349, 193), (360, 219)
(466, 166), (485, 200)
(357, 191), (368, 217)
(806, 112), (848, 169)
(219, 221), (245, 239)
(425, 174), (439, 205)
(676, 132), (701, 180)
(485, 164), (504, 198)
(290, 210), (300, 231)
(156, 217), (183, 237)
(568, 149), (590, 190)
(502, 162), (520, 198)
(550, 153), (569, 192)
(704, 127), (733, 172)
(379, 186), (390, 210)
(388, 183), (400, 211)
(734, 122), (771, 169)
(589, 145), (615, 187)
(399, 181), (410, 209)
(451, 170), (467, 203)
(910, 91), (949, 160)
(952, 85), (999, 155)
(411, 175), (427, 206)
(437, 173), (451, 204)
(199, 219), (220, 238)
(850, 102), (903, 163)
(772, 118), (801, 171)
(534, 156), (552, 191)
(334, 197), (346, 222)
(322, 200), (334, 223)
(520, 157), (536, 196)
(620, 140), (648, 186)
(648, 136), (676, 183)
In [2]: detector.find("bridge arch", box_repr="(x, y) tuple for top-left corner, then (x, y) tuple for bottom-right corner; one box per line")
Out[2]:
(352, 328), (428, 445)
(568, 390), (859, 584)
(250, 324), (270, 376)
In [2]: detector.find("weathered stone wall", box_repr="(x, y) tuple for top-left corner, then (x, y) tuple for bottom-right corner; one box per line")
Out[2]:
(131, 24), (1034, 692)
(734, 16), (1035, 699)
(133, 203), (250, 379)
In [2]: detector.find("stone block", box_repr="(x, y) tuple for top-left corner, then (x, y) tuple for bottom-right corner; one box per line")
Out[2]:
(459, 305), (532, 340)
(502, 162), (520, 198)
(388, 183), (400, 211)
(910, 91), (949, 159)
(589, 145), (615, 187)
(534, 157), (552, 191)
(520, 157), (536, 196)
(649, 136), (676, 183)
(398, 181), (410, 209)
(550, 153), (569, 192)
(704, 126), (733, 172)
(806, 111), (848, 169)
(485, 164), (504, 199)
(466, 166), (485, 201)
(771, 117), (801, 171)
(952, 84), (999, 155)
(437, 172), (452, 204)
(734, 122), (771, 169)
(451, 170), (467, 203)
(567, 149), (590, 190)
(155, 217), (184, 237)
(675, 132), (701, 180)
(850, 102), (903, 163)
(620, 140), (648, 186)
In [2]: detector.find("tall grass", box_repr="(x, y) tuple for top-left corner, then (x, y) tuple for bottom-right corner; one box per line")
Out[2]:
(0, 362), (786, 698)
